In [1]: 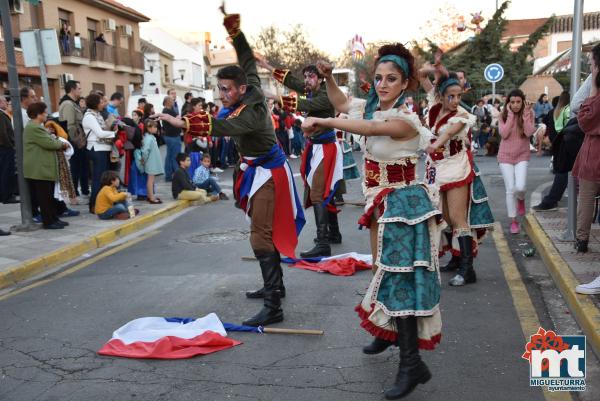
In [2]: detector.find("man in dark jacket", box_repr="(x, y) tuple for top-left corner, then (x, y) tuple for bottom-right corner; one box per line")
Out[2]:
(58, 80), (88, 197)
(158, 10), (305, 327)
(256, 56), (344, 257)
(0, 95), (18, 206)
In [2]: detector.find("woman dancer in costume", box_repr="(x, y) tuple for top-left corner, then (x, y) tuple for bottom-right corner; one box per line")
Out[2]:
(303, 44), (442, 400)
(419, 64), (494, 287)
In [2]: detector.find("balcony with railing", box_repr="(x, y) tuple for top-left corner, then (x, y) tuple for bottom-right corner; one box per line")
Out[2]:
(58, 36), (90, 65)
(114, 47), (132, 73)
(131, 51), (144, 75)
(90, 41), (114, 69)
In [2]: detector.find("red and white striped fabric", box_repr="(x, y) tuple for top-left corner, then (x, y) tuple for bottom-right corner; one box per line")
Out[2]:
(290, 252), (372, 276)
(98, 313), (241, 359)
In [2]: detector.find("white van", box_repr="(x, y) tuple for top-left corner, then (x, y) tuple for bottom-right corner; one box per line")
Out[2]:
(126, 94), (184, 117)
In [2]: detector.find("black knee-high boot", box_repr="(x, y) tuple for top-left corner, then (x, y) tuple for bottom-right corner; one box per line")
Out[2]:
(440, 230), (459, 272)
(242, 252), (284, 326)
(384, 317), (431, 400)
(363, 337), (394, 355)
(327, 211), (342, 244)
(449, 235), (476, 286)
(300, 202), (331, 258)
(245, 256), (286, 300)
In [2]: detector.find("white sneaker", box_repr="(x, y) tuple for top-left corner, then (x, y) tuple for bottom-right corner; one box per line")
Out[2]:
(211, 167), (224, 173)
(289, 154), (298, 159)
(575, 276), (600, 295)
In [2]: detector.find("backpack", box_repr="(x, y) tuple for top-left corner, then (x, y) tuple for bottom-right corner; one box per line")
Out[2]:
(58, 99), (87, 149)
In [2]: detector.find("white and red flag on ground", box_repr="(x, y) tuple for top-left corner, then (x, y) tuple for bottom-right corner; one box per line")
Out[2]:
(98, 313), (241, 359)
(283, 252), (372, 276)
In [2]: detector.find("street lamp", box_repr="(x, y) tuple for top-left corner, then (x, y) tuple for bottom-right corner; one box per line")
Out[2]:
(173, 69), (186, 83)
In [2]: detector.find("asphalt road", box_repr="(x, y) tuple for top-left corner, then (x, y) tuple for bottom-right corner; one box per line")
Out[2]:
(0, 153), (585, 401)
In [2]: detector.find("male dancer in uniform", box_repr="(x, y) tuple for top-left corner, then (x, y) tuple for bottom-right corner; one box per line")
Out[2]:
(158, 9), (304, 326)
(256, 56), (344, 258)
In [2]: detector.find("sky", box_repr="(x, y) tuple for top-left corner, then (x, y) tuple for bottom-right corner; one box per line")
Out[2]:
(120, 0), (600, 56)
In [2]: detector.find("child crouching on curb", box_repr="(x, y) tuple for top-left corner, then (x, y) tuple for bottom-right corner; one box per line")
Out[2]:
(172, 153), (214, 202)
(95, 171), (137, 220)
(192, 154), (229, 200)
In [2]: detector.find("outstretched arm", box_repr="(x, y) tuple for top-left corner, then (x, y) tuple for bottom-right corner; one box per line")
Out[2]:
(256, 53), (306, 93)
(155, 113), (185, 129)
(317, 61), (351, 113)
(302, 116), (417, 139)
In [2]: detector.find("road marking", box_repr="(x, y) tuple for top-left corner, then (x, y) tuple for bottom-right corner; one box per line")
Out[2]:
(0, 230), (160, 302)
(492, 222), (573, 401)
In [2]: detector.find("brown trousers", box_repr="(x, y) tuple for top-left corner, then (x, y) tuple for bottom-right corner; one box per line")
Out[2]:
(249, 178), (276, 254)
(308, 162), (325, 204)
(576, 178), (600, 241)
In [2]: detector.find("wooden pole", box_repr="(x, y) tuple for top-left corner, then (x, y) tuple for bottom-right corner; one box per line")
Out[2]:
(262, 327), (324, 335)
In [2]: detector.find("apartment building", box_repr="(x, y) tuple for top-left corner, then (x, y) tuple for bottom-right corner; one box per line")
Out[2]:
(0, 0), (149, 113)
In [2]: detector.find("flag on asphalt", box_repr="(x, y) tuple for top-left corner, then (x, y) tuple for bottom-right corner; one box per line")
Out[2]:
(283, 252), (372, 276)
(98, 313), (241, 359)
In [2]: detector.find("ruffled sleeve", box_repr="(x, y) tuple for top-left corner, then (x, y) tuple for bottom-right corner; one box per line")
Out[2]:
(347, 97), (366, 120)
(447, 113), (476, 128)
(386, 108), (435, 151)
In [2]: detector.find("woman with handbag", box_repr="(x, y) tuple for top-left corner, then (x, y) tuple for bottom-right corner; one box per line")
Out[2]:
(83, 93), (117, 213)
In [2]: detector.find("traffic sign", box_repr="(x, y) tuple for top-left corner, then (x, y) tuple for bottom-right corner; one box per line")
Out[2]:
(484, 63), (504, 83)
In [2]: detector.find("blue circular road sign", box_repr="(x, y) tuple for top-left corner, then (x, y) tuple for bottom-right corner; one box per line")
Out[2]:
(484, 63), (504, 83)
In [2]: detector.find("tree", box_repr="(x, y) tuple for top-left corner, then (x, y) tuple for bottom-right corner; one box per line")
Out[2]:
(253, 24), (329, 76)
(336, 41), (387, 98)
(416, 2), (473, 51)
(414, 1), (554, 104)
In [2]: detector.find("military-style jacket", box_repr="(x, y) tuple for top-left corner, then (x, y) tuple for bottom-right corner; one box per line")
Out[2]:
(280, 73), (335, 120)
(210, 32), (276, 157)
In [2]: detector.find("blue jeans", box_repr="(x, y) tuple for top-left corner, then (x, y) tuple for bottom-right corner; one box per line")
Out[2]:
(97, 201), (128, 220)
(197, 177), (221, 195)
(163, 135), (180, 181)
(89, 149), (110, 209)
(219, 138), (231, 168)
(478, 132), (489, 149)
(70, 146), (89, 195)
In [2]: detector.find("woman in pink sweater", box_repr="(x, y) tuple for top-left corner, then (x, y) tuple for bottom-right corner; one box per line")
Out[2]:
(498, 89), (536, 234)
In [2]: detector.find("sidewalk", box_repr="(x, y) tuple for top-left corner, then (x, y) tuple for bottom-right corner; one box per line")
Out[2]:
(525, 207), (600, 356)
(0, 179), (189, 290)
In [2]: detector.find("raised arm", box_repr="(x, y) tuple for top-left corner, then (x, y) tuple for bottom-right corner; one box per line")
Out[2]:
(222, 12), (260, 88)
(522, 107), (536, 137)
(498, 111), (515, 139)
(255, 54), (306, 93)
(316, 61), (351, 113)
(302, 116), (417, 140)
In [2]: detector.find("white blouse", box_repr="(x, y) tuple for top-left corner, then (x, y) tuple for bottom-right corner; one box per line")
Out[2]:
(363, 106), (433, 162)
(82, 110), (115, 151)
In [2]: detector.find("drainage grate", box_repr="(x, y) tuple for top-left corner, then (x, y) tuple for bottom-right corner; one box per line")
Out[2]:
(179, 229), (250, 244)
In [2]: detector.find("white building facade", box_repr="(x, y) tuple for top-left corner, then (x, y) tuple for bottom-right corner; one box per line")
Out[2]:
(140, 26), (212, 101)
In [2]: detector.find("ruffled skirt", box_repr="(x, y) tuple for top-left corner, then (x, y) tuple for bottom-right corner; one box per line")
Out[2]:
(356, 184), (443, 350)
